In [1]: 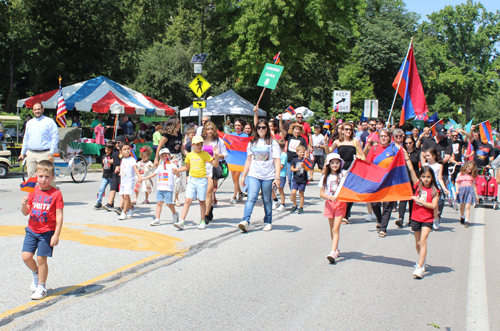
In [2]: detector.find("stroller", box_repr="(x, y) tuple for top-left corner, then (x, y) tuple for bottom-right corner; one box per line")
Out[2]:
(475, 167), (498, 210)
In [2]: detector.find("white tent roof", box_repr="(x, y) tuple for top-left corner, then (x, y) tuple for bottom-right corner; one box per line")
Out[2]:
(180, 89), (266, 117)
(277, 106), (314, 120)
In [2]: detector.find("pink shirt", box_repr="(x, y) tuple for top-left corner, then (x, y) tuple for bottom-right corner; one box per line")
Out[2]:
(456, 173), (475, 187)
(94, 125), (105, 145)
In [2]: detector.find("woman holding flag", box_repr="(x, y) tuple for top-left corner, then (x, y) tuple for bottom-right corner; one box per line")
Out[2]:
(238, 119), (281, 232)
(325, 122), (365, 224)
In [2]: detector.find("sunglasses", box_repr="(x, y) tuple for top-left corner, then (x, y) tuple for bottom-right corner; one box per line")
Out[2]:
(405, 142), (413, 144)
(257, 126), (267, 130)
(394, 135), (403, 138)
(452, 135), (458, 137)
(344, 128), (352, 131)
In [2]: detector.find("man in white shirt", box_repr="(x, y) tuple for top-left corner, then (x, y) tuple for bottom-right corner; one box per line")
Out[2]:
(310, 125), (325, 181)
(19, 103), (59, 184)
(196, 116), (210, 136)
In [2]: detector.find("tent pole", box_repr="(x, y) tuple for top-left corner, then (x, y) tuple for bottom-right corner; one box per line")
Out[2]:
(113, 114), (119, 140)
(16, 107), (19, 143)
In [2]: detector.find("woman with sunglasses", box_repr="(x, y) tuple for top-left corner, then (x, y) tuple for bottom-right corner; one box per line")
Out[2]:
(201, 121), (228, 225)
(238, 119), (281, 232)
(325, 122), (365, 224)
(397, 134), (420, 228)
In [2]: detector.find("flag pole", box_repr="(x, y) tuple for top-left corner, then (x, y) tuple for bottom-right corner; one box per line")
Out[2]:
(387, 38), (413, 126)
(256, 87), (266, 108)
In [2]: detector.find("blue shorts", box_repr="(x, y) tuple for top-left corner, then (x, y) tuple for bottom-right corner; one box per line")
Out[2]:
(279, 176), (287, 188)
(291, 181), (306, 192)
(22, 227), (54, 257)
(157, 190), (173, 204)
(186, 176), (208, 201)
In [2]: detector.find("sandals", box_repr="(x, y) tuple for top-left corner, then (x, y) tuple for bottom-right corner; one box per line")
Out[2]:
(395, 219), (403, 228)
(342, 218), (349, 225)
(175, 199), (181, 207)
(378, 231), (387, 238)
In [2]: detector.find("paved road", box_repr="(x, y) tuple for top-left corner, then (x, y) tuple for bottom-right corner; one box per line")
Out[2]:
(0, 172), (498, 330)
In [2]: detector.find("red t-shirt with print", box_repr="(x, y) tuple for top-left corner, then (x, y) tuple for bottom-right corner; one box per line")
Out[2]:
(411, 182), (438, 223)
(27, 187), (64, 233)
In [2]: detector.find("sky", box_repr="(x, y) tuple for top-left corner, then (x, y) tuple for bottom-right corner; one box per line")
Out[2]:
(405, 0), (500, 21)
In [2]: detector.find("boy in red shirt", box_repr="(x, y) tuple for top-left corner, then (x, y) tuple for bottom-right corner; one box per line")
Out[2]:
(21, 160), (64, 300)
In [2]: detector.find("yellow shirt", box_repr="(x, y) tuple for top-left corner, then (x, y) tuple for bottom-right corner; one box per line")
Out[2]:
(185, 151), (213, 178)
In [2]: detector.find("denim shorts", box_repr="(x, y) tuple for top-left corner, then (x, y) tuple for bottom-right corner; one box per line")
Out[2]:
(279, 176), (286, 188)
(157, 190), (173, 204)
(186, 176), (208, 201)
(291, 181), (306, 192)
(22, 227), (54, 257)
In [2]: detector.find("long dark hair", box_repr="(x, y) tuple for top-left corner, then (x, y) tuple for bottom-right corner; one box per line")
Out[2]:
(322, 158), (342, 190)
(417, 165), (439, 198)
(403, 134), (415, 152)
(251, 119), (272, 145)
(425, 147), (442, 164)
(268, 119), (279, 135)
(163, 117), (179, 136)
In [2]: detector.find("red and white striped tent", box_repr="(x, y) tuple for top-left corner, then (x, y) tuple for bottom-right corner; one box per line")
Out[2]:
(16, 76), (175, 116)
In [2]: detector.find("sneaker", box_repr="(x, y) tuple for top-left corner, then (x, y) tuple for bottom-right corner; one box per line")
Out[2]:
(272, 201), (280, 210)
(150, 219), (161, 226)
(102, 203), (113, 211)
(334, 249), (340, 259)
(238, 221), (249, 232)
(230, 197), (238, 204)
(127, 210), (134, 218)
(94, 202), (102, 209)
(237, 192), (244, 202)
(172, 213), (179, 224)
(298, 207), (304, 214)
(465, 221), (469, 228)
(31, 286), (47, 300)
(327, 252), (336, 264)
(113, 207), (122, 215)
(142, 199), (149, 204)
(364, 214), (372, 222)
(460, 216), (465, 224)
(263, 223), (272, 231)
(433, 218), (440, 230)
(412, 265), (424, 279)
(290, 206), (298, 213)
(174, 220), (185, 230)
(414, 263), (426, 273)
(276, 204), (285, 212)
(30, 282), (37, 292)
(198, 220), (207, 230)
(118, 212), (127, 220)
(395, 219), (403, 228)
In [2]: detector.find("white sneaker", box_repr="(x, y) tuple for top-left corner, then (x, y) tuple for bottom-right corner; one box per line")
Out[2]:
(433, 218), (440, 230)
(127, 209), (135, 217)
(30, 282), (37, 292)
(31, 286), (47, 300)
(272, 201), (280, 210)
(172, 213), (179, 224)
(238, 221), (249, 232)
(364, 214), (372, 222)
(263, 223), (272, 231)
(412, 266), (424, 279)
(150, 219), (161, 226)
(118, 212), (127, 220)
(174, 220), (185, 230)
(198, 220), (207, 230)
(276, 204), (285, 212)
(414, 263), (426, 274)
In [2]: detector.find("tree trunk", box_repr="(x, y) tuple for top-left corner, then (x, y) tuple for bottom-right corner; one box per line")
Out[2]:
(5, 43), (15, 113)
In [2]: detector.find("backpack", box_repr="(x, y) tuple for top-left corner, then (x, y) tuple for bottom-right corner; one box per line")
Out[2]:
(212, 159), (229, 180)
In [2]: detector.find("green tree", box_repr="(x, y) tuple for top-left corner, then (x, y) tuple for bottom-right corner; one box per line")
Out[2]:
(417, 0), (500, 122)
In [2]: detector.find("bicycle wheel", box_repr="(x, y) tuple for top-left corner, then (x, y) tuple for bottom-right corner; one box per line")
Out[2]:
(71, 155), (87, 183)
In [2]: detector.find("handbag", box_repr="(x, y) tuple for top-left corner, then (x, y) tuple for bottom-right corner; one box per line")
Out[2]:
(212, 159), (229, 180)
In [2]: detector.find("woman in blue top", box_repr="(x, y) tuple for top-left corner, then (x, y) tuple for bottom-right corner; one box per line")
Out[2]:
(230, 118), (249, 204)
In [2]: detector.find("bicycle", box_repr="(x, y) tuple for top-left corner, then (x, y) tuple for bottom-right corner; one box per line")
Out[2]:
(446, 163), (460, 211)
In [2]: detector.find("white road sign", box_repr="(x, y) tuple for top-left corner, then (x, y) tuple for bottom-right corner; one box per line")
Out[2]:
(364, 99), (378, 118)
(333, 90), (351, 113)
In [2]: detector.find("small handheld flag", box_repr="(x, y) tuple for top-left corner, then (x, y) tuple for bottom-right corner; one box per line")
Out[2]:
(56, 76), (67, 128)
(333, 105), (340, 113)
(323, 120), (332, 130)
(273, 52), (281, 64)
(20, 175), (37, 193)
(303, 158), (312, 171)
(286, 106), (295, 115)
(479, 121), (493, 144)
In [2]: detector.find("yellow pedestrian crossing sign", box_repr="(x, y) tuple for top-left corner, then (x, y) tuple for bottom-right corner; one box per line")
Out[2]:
(189, 75), (211, 97)
(193, 100), (206, 108)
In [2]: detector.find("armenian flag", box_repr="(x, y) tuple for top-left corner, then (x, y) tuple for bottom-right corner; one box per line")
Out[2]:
(373, 143), (398, 169)
(465, 140), (473, 161)
(220, 132), (252, 172)
(20, 175), (37, 193)
(273, 52), (281, 64)
(303, 158), (312, 171)
(479, 121), (493, 144)
(430, 118), (444, 137)
(286, 106), (295, 115)
(392, 43), (428, 126)
(323, 120), (332, 130)
(333, 105), (340, 113)
(335, 148), (412, 202)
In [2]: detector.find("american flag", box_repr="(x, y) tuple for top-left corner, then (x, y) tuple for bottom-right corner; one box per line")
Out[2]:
(56, 78), (67, 127)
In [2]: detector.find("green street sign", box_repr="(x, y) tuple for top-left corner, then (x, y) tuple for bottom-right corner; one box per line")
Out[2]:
(413, 120), (424, 129)
(140, 116), (169, 123)
(257, 64), (284, 90)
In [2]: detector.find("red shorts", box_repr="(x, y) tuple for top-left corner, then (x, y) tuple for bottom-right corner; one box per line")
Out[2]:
(324, 200), (347, 218)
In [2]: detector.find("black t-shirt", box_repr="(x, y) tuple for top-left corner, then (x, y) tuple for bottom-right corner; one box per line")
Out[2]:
(285, 133), (307, 163)
(472, 139), (495, 168)
(185, 141), (192, 153)
(111, 148), (122, 177)
(162, 132), (183, 154)
(102, 155), (113, 179)
(450, 140), (465, 163)
(406, 148), (421, 177)
(291, 157), (308, 184)
(422, 137), (452, 176)
(360, 130), (369, 147)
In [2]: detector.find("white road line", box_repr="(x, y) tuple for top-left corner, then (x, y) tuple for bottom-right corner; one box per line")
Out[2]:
(466, 207), (490, 331)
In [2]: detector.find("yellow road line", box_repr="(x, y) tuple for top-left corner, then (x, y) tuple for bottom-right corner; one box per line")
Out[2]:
(0, 253), (163, 321)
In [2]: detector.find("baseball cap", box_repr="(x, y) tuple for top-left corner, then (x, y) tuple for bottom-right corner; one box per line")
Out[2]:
(192, 136), (204, 144)
(159, 148), (170, 155)
(115, 135), (126, 142)
(435, 124), (446, 136)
